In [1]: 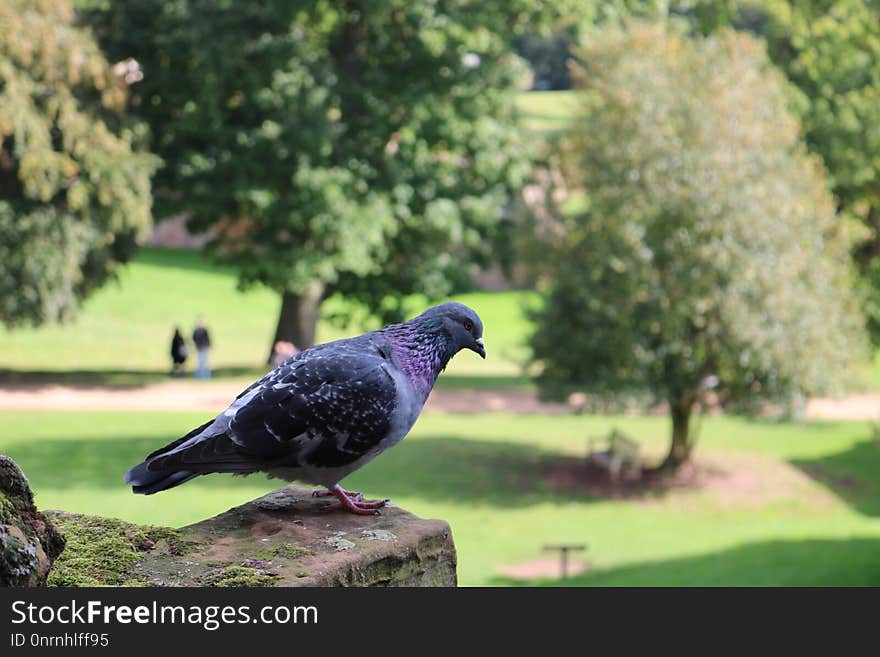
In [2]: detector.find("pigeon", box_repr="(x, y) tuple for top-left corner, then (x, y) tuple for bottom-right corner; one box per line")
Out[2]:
(124, 302), (485, 515)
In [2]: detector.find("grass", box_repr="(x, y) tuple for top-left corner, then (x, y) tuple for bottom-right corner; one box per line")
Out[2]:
(3, 409), (880, 586)
(0, 248), (278, 377)
(515, 90), (579, 135)
(0, 247), (538, 387)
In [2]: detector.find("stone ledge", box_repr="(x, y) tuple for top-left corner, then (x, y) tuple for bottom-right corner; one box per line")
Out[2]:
(1, 455), (65, 587)
(46, 486), (457, 587)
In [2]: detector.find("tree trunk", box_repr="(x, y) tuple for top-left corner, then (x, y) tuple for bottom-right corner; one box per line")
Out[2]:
(659, 393), (696, 472)
(267, 281), (325, 363)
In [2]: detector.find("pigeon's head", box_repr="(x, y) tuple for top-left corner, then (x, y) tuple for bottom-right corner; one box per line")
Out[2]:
(415, 302), (486, 359)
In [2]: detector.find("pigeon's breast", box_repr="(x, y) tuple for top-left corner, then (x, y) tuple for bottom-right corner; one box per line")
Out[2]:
(377, 361), (425, 451)
(274, 363), (424, 488)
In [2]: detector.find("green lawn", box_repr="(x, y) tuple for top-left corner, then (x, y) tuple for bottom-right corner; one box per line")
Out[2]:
(0, 247), (537, 387)
(3, 409), (880, 586)
(515, 90), (579, 135)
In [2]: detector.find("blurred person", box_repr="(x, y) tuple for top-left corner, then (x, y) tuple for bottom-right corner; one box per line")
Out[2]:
(170, 327), (188, 376)
(192, 317), (212, 379)
(270, 340), (299, 367)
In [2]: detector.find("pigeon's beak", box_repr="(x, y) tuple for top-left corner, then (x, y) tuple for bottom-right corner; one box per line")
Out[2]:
(471, 337), (486, 359)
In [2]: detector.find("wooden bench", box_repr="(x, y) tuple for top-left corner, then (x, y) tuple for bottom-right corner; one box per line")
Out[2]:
(587, 430), (642, 482)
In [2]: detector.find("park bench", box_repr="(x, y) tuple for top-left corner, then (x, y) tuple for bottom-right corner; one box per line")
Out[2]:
(586, 429), (642, 482)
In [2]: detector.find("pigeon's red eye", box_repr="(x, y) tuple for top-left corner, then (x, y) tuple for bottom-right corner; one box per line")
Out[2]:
(463, 320), (473, 331)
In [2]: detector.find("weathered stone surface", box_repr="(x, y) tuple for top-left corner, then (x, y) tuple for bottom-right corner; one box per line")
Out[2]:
(47, 486), (457, 587)
(0, 456), (65, 587)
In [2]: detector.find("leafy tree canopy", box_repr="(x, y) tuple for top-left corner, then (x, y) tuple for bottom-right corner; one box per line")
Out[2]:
(87, 0), (570, 349)
(606, 1), (880, 341)
(0, 0), (159, 327)
(755, 0), (880, 340)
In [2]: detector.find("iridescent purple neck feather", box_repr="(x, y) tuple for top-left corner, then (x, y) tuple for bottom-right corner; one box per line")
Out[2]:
(381, 318), (454, 401)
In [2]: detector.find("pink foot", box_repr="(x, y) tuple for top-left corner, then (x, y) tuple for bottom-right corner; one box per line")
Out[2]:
(313, 486), (361, 500)
(322, 485), (390, 516)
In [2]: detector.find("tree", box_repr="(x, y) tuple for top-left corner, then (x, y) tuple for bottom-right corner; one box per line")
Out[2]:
(754, 1), (880, 341)
(629, 1), (880, 343)
(0, 0), (158, 327)
(87, 0), (570, 356)
(530, 23), (866, 471)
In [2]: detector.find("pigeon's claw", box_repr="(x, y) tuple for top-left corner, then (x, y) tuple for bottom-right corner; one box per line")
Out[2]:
(324, 485), (389, 516)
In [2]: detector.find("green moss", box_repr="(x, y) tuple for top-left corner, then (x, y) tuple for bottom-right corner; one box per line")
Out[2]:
(203, 565), (279, 587)
(157, 531), (201, 556)
(252, 543), (312, 561)
(0, 492), (12, 525)
(0, 491), (31, 539)
(46, 513), (187, 587)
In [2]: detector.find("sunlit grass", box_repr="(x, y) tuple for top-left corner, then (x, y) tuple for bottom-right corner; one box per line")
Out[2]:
(515, 90), (580, 134)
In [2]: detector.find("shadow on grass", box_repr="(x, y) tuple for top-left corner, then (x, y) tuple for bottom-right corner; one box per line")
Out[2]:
(0, 366), (265, 388)
(1, 434), (196, 492)
(2, 433), (590, 508)
(491, 537), (880, 586)
(0, 367), (530, 392)
(791, 438), (880, 517)
(348, 437), (576, 507)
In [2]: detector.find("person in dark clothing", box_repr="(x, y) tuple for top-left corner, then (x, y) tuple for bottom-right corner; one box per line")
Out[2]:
(192, 317), (212, 378)
(170, 327), (188, 376)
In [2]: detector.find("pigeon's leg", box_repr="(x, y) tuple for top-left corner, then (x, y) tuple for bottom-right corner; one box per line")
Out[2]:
(312, 487), (362, 500)
(324, 485), (389, 516)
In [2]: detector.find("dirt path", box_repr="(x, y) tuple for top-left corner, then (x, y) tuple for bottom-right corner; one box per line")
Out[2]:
(1, 380), (879, 419)
(0, 380), (572, 414)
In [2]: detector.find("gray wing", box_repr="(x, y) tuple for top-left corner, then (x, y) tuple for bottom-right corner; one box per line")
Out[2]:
(226, 346), (399, 468)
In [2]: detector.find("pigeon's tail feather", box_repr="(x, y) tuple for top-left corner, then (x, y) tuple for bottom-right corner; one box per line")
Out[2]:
(127, 465), (199, 495)
(124, 419), (213, 494)
(125, 424), (261, 495)
(145, 419), (214, 460)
